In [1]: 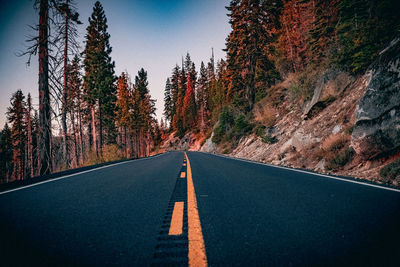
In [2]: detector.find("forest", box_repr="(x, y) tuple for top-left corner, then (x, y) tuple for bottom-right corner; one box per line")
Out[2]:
(163, 0), (400, 149)
(1, 0), (400, 183)
(0, 1), (161, 183)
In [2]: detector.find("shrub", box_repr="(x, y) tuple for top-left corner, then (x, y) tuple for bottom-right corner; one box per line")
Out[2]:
(327, 147), (354, 170)
(212, 107), (234, 144)
(234, 115), (252, 135)
(262, 135), (278, 144)
(212, 124), (225, 143)
(380, 159), (400, 182)
(322, 134), (348, 152)
(101, 144), (123, 162)
(220, 107), (234, 129)
(255, 125), (266, 137)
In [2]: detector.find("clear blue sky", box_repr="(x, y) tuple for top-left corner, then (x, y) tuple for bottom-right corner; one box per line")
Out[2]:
(0, 0), (230, 129)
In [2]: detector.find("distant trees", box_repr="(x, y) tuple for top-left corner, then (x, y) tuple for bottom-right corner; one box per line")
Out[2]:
(335, 0), (400, 73)
(2, 0), (160, 183)
(115, 69), (157, 158)
(7, 90), (27, 181)
(164, 50), (228, 137)
(83, 1), (117, 156)
(162, 0), (400, 145)
(225, 0), (281, 110)
(0, 124), (13, 183)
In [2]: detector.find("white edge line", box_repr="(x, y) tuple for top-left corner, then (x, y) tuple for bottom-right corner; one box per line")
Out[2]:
(198, 151), (400, 193)
(0, 153), (166, 196)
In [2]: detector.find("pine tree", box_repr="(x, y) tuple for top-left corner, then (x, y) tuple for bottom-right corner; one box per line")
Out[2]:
(279, 0), (314, 72)
(7, 90), (27, 181)
(197, 61), (208, 131)
(26, 93), (34, 178)
(170, 65), (180, 128)
(163, 78), (173, 124)
(133, 68), (156, 157)
(225, 0), (281, 110)
(116, 72), (131, 158)
(83, 1), (117, 156)
(0, 124), (13, 183)
(309, 0), (340, 63)
(335, 0), (400, 73)
(67, 54), (84, 166)
(183, 74), (197, 129)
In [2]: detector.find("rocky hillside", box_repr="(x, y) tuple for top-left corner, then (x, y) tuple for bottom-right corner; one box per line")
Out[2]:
(195, 36), (400, 186)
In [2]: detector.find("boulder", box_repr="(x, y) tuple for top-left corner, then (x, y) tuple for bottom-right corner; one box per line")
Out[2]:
(351, 37), (400, 159)
(303, 70), (353, 119)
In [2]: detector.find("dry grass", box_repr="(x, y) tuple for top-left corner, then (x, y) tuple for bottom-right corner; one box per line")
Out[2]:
(317, 134), (354, 170)
(254, 102), (278, 127)
(83, 144), (124, 166)
(321, 134), (349, 152)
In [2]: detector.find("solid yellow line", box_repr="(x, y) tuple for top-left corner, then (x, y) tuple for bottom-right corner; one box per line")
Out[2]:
(169, 202), (184, 235)
(185, 152), (208, 267)
(180, 172), (186, 178)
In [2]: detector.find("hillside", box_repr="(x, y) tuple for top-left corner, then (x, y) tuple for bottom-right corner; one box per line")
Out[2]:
(161, 0), (400, 186)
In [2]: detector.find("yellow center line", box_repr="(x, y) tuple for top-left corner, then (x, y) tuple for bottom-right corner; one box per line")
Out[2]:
(183, 163), (187, 166)
(180, 172), (186, 178)
(185, 152), (208, 267)
(169, 202), (184, 235)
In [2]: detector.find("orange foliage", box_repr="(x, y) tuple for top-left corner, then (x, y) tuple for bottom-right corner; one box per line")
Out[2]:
(279, 0), (316, 72)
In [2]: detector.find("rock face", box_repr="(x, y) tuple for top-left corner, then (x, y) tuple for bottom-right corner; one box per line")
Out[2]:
(199, 135), (216, 153)
(352, 37), (400, 159)
(304, 70), (353, 119)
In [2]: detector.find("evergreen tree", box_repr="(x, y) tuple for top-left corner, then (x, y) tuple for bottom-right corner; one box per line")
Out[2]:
(197, 61), (208, 130)
(7, 90), (27, 181)
(67, 54), (84, 165)
(83, 1), (117, 155)
(116, 72), (131, 157)
(183, 74), (197, 129)
(170, 65), (180, 128)
(26, 93), (34, 178)
(309, 0), (340, 63)
(163, 78), (173, 123)
(133, 68), (156, 157)
(225, 0), (281, 110)
(0, 124), (13, 183)
(172, 61), (187, 137)
(335, 0), (400, 73)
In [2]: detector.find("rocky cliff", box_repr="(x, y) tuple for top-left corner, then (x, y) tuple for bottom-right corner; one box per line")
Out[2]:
(199, 36), (400, 186)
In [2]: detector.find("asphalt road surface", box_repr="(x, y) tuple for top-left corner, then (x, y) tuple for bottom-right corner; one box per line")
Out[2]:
(0, 151), (399, 266)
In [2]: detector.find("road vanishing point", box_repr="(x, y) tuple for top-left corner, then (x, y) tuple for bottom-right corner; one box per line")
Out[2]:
(0, 151), (399, 266)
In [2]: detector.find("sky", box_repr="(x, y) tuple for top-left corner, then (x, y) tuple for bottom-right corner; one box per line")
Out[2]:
(0, 0), (230, 129)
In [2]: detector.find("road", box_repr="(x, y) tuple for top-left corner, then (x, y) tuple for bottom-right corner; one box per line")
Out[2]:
(0, 151), (399, 266)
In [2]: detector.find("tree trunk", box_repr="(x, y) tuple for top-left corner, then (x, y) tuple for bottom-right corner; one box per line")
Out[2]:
(62, 0), (70, 168)
(71, 109), (79, 168)
(27, 107), (33, 178)
(246, 54), (256, 110)
(91, 105), (97, 156)
(77, 96), (84, 164)
(98, 98), (103, 156)
(38, 0), (52, 175)
(124, 126), (128, 158)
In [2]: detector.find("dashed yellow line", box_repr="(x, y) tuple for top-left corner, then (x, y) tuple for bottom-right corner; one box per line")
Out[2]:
(169, 202), (184, 235)
(180, 172), (186, 178)
(185, 152), (208, 267)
